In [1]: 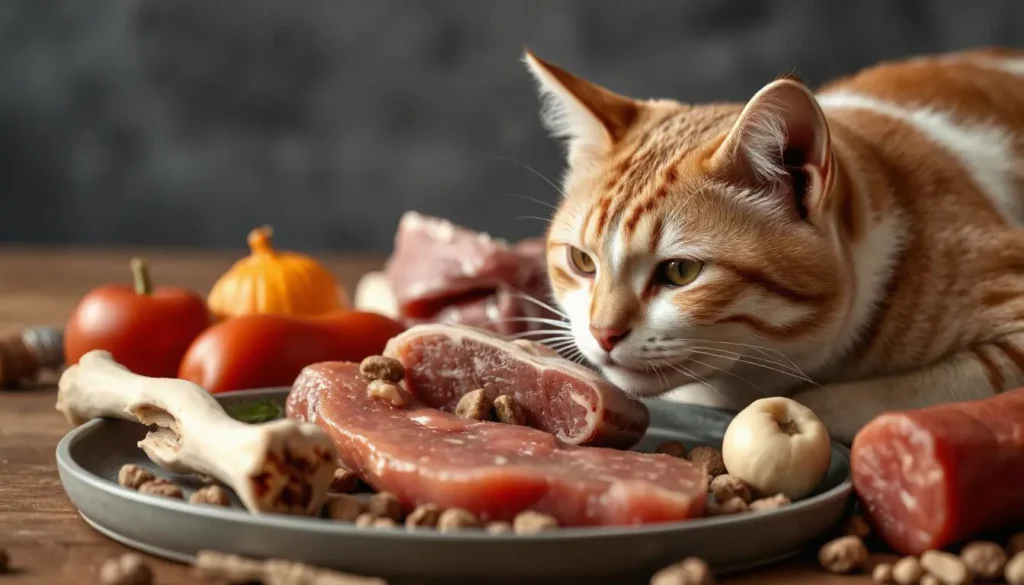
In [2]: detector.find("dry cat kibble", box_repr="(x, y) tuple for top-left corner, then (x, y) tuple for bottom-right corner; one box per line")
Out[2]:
(326, 494), (364, 522)
(687, 446), (726, 478)
(891, 556), (923, 585)
(655, 440), (687, 458)
(371, 517), (397, 529)
(455, 388), (494, 421)
(359, 355), (405, 383)
(437, 507), (480, 532)
(709, 474), (751, 504)
(486, 521), (513, 535)
(871, 562), (893, 583)
(650, 557), (715, 585)
(366, 491), (403, 521)
(117, 464), (155, 490)
(189, 484), (230, 507)
(920, 550), (970, 585)
(705, 497), (748, 517)
(818, 536), (868, 574)
(493, 394), (526, 425)
(919, 575), (941, 585)
(1006, 552), (1024, 585)
(366, 379), (409, 407)
(512, 510), (559, 534)
(330, 468), (359, 493)
(99, 553), (153, 585)
(405, 503), (441, 529)
(354, 513), (378, 529)
(748, 493), (790, 512)
(960, 540), (1007, 579)
(137, 478), (183, 499)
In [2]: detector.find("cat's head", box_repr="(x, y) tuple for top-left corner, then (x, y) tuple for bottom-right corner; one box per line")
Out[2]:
(523, 51), (852, 397)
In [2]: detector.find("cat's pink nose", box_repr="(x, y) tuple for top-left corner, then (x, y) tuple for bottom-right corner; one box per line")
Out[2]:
(590, 326), (630, 353)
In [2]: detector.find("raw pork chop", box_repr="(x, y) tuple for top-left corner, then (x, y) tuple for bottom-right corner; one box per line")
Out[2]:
(850, 387), (1024, 555)
(381, 211), (555, 335)
(286, 362), (707, 526)
(384, 323), (649, 449)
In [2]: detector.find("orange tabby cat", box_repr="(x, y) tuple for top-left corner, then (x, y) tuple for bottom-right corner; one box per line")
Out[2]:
(523, 48), (1024, 443)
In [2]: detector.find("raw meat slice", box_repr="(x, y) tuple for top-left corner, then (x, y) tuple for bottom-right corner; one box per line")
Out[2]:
(850, 388), (1024, 555)
(383, 323), (649, 449)
(286, 362), (707, 526)
(382, 211), (555, 335)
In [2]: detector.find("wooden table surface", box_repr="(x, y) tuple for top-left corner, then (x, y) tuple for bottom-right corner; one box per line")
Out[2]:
(0, 247), (896, 584)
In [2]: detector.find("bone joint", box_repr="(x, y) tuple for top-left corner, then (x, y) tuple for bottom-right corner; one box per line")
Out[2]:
(56, 350), (338, 516)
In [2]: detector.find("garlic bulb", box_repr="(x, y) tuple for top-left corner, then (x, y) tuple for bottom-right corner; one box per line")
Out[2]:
(721, 397), (832, 501)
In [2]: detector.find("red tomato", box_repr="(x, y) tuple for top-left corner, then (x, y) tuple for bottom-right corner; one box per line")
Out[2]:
(178, 310), (406, 393)
(64, 259), (212, 378)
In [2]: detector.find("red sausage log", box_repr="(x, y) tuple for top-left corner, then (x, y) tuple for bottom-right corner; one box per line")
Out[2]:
(850, 388), (1024, 555)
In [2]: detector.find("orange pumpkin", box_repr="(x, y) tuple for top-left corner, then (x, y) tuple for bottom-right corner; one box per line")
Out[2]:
(207, 225), (349, 320)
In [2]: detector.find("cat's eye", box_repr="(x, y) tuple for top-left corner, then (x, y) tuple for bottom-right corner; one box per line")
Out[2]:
(657, 259), (704, 287)
(568, 246), (596, 275)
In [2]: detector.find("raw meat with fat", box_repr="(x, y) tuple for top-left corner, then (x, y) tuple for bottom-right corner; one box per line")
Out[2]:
(384, 323), (650, 449)
(850, 388), (1024, 555)
(380, 211), (556, 335)
(286, 362), (707, 526)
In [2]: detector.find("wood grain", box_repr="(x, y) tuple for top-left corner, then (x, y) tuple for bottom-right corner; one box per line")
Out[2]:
(0, 247), (886, 584)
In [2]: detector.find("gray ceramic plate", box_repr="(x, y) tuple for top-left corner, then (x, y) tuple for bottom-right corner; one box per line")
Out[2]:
(56, 387), (852, 584)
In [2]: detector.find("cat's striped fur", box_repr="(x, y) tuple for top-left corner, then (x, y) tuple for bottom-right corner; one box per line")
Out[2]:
(524, 48), (1024, 443)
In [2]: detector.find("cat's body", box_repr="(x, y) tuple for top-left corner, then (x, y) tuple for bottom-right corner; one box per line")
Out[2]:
(524, 48), (1024, 443)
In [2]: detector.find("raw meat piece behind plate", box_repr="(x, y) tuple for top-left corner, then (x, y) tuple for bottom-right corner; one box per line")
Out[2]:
(286, 362), (707, 526)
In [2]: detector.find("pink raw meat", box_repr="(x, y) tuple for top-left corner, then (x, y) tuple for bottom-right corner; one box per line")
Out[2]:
(383, 211), (555, 335)
(286, 362), (707, 526)
(384, 323), (650, 449)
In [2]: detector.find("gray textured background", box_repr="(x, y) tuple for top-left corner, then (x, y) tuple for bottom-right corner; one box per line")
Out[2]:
(2, 0), (1022, 252)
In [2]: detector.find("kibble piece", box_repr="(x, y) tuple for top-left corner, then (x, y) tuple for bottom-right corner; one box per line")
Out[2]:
(367, 379), (409, 407)
(493, 395), (526, 425)
(1010, 533), (1024, 556)
(871, 562), (893, 583)
(892, 556), (923, 585)
(961, 540), (1007, 580)
(1007, 552), (1024, 585)
(748, 493), (790, 512)
(354, 513), (378, 528)
(455, 388), (494, 421)
(655, 440), (687, 458)
(0, 549), (8, 574)
(366, 491), (403, 521)
(844, 514), (871, 539)
(99, 553), (153, 585)
(705, 497), (748, 517)
(325, 494), (363, 522)
(189, 484), (230, 507)
(818, 536), (868, 574)
(512, 510), (559, 534)
(405, 503), (441, 530)
(138, 478), (183, 499)
(359, 355), (405, 383)
(687, 446), (726, 478)
(117, 464), (155, 490)
(437, 507), (480, 532)
(486, 521), (513, 535)
(919, 575), (941, 585)
(371, 517), (397, 529)
(329, 468), (359, 493)
(920, 550), (970, 585)
(709, 475), (751, 504)
(650, 557), (714, 585)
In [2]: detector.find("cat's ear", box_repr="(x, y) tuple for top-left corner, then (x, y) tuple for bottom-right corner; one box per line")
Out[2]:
(523, 50), (639, 156)
(710, 78), (834, 219)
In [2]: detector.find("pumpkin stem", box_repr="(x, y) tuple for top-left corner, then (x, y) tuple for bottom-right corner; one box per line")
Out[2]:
(247, 225), (276, 255)
(130, 257), (153, 296)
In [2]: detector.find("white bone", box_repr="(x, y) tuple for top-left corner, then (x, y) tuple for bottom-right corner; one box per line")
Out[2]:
(56, 350), (338, 516)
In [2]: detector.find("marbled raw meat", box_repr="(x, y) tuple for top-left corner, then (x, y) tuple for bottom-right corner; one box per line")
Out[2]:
(384, 323), (649, 449)
(382, 211), (555, 335)
(286, 362), (706, 526)
(850, 387), (1024, 555)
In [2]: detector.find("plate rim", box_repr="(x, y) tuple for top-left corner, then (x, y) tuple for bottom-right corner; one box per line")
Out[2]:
(55, 386), (853, 542)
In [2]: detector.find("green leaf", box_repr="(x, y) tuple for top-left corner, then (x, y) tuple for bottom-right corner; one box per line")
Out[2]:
(226, 399), (285, 424)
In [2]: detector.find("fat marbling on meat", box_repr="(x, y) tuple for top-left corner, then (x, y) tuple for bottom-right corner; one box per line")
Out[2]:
(382, 211), (555, 335)
(286, 362), (707, 526)
(383, 323), (650, 449)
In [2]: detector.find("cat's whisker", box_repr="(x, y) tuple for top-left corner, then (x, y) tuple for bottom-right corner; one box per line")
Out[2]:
(685, 347), (817, 385)
(507, 292), (569, 319)
(676, 338), (805, 375)
(489, 156), (568, 200)
(514, 215), (553, 223)
(508, 328), (574, 340)
(662, 361), (745, 412)
(497, 316), (572, 329)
